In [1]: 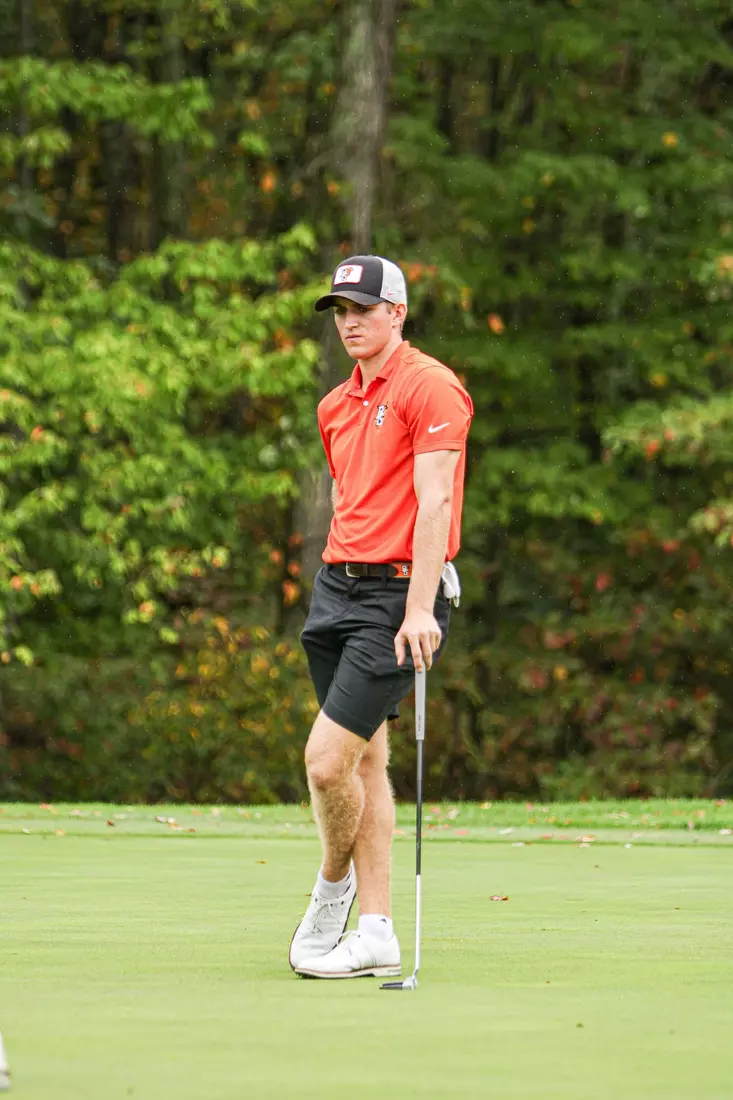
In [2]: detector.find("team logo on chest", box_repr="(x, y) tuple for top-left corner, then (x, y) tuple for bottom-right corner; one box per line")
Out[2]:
(374, 403), (388, 427)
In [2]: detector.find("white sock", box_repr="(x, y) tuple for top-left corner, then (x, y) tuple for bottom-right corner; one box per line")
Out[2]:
(358, 914), (393, 941)
(317, 866), (352, 901)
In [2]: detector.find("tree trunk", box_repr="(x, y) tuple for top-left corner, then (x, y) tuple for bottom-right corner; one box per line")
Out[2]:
(295, 323), (347, 594)
(297, 0), (398, 589)
(151, 22), (186, 247)
(331, 0), (397, 252)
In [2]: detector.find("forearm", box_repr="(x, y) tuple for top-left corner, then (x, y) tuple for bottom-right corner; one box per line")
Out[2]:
(406, 492), (451, 614)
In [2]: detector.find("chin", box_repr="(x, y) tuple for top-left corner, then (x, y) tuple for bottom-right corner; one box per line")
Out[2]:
(346, 341), (384, 360)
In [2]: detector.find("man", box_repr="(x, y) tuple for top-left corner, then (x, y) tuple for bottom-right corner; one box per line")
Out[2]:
(289, 254), (473, 979)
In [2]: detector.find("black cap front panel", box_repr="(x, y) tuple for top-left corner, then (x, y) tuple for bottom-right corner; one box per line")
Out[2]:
(314, 255), (384, 311)
(332, 256), (383, 296)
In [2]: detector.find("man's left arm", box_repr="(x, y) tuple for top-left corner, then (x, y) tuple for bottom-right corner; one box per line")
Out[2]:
(394, 448), (461, 671)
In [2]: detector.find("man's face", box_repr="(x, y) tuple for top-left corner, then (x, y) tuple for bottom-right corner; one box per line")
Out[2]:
(332, 297), (405, 360)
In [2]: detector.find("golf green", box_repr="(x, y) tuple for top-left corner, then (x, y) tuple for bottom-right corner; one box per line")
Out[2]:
(2, 814), (732, 1099)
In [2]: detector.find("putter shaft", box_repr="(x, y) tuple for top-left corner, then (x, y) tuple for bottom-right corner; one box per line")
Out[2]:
(381, 668), (426, 991)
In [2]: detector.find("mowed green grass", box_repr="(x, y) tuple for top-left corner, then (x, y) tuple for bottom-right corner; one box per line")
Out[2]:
(2, 804), (733, 1100)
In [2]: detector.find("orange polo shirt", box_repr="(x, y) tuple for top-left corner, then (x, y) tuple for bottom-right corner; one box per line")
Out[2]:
(317, 341), (473, 564)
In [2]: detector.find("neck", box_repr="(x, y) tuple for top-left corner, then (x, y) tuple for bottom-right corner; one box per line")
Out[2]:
(358, 334), (404, 387)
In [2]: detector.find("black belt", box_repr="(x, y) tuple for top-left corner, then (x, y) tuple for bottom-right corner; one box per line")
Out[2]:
(331, 562), (412, 579)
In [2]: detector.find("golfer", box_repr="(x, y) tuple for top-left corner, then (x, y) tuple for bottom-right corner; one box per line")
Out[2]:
(290, 255), (473, 979)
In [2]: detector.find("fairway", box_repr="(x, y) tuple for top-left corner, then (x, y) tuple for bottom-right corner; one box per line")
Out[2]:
(2, 806), (733, 1100)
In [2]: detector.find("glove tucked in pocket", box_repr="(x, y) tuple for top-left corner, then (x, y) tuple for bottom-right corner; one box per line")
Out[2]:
(441, 561), (462, 608)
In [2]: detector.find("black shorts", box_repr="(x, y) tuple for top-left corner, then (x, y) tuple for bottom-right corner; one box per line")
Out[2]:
(300, 564), (451, 741)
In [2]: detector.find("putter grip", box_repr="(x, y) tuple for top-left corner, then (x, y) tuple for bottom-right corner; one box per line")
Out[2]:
(415, 668), (426, 742)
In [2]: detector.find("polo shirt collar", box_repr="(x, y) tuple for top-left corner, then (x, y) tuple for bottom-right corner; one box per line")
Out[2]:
(347, 341), (409, 396)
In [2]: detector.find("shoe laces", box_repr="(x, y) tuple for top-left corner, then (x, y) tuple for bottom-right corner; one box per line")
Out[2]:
(309, 895), (347, 935)
(334, 930), (361, 956)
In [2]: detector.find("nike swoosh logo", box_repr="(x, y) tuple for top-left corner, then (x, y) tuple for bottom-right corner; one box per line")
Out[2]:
(427, 422), (450, 434)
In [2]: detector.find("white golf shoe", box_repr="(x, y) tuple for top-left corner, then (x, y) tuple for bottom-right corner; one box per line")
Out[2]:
(289, 868), (357, 970)
(294, 930), (401, 979)
(0, 1029), (9, 1091)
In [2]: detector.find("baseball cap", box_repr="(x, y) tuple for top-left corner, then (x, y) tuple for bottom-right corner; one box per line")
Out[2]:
(314, 255), (408, 312)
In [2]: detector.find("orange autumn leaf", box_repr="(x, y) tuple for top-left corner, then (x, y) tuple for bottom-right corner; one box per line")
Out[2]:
(274, 328), (295, 350)
(260, 171), (277, 194)
(282, 580), (300, 606)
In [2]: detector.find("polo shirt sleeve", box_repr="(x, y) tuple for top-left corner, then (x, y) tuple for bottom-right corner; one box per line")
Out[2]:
(405, 367), (473, 455)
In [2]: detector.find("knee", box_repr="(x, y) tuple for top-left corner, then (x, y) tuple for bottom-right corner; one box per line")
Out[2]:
(358, 723), (389, 780)
(305, 742), (346, 791)
(305, 712), (366, 791)
(357, 750), (387, 783)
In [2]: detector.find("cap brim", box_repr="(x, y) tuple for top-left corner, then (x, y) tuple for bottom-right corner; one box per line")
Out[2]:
(314, 290), (384, 312)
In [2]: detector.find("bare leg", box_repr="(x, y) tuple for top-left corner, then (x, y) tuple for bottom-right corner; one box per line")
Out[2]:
(305, 710), (367, 882)
(352, 720), (395, 916)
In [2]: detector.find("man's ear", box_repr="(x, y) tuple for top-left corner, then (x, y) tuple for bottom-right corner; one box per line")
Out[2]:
(393, 302), (407, 328)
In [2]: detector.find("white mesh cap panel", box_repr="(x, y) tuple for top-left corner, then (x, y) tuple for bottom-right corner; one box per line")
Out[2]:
(378, 257), (408, 306)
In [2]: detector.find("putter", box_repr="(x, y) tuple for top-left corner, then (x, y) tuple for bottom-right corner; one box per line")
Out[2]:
(381, 666), (426, 992)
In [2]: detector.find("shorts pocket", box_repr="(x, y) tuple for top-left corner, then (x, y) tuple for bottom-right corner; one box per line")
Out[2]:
(341, 625), (400, 678)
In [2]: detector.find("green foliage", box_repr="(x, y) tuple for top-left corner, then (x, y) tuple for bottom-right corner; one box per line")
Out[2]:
(0, 59), (213, 142)
(0, 229), (321, 659)
(3, 0), (733, 800)
(380, 0), (733, 798)
(0, 621), (314, 803)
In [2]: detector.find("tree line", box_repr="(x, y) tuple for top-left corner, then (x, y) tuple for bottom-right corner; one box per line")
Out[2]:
(2, 0), (733, 802)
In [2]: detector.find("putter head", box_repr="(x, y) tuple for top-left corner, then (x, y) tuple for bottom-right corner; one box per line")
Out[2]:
(380, 974), (418, 991)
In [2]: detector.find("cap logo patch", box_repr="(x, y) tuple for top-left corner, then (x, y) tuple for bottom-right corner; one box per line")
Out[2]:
(334, 264), (363, 285)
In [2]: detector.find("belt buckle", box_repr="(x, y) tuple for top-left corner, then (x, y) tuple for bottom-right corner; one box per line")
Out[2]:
(345, 563), (359, 578)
